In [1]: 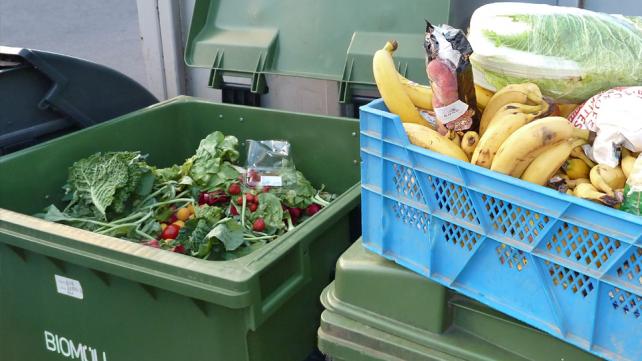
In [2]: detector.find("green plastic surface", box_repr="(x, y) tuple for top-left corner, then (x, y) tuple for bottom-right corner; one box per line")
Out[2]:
(318, 240), (603, 361)
(0, 96), (360, 361)
(185, 0), (453, 99)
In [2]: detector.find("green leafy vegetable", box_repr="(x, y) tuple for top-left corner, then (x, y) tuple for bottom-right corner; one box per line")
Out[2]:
(469, 3), (642, 102)
(207, 219), (244, 251)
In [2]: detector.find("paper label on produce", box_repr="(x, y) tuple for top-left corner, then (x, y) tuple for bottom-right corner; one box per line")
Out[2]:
(54, 275), (83, 300)
(259, 176), (283, 187)
(434, 100), (468, 124)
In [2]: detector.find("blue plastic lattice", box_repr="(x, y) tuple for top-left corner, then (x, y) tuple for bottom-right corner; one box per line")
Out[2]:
(360, 99), (642, 361)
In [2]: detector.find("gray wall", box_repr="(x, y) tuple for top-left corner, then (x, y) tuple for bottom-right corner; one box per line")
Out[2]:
(0, 0), (148, 88)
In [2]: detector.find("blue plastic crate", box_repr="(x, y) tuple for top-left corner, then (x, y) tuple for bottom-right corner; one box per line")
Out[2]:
(360, 99), (642, 361)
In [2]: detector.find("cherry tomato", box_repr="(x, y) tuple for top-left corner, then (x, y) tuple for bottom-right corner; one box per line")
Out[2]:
(253, 218), (266, 232)
(176, 207), (190, 221)
(236, 196), (244, 205)
(249, 203), (258, 212)
(228, 183), (241, 195)
(245, 194), (256, 203)
(161, 224), (180, 240)
(230, 205), (239, 216)
(187, 204), (195, 215)
(173, 220), (185, 228)
(262, 186), (271, 193)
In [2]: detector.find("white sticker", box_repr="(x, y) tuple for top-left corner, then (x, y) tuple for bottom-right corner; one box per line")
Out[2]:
(434, 100), (469, 124)
(55, 275), (84, 300)
(259, 176), (283, 187)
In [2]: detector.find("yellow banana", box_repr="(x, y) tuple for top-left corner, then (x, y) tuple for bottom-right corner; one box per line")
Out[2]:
(447, 131), (462, 147)
(373, 41), (428, 126)
(622, 153), (636, 179)
(570, 147), (596, 168)
(403, 123), (469, 162)
(471, 104), (545, 169)
(461, 131), (480, 159)
(589, 165), (625, 196)
(491, 117), (590, 178)
(479, 83), (544, 136)
(398, 75), (433, 110)
(563, 158), (591, 180)
(574, 183), (620, 207)
(565, 177), (591, 188)
(521, 138), (587, 186)
(475, 84), (494, 112)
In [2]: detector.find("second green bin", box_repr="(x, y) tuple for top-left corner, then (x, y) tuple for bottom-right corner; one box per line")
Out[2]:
(0, 96), (360, 361)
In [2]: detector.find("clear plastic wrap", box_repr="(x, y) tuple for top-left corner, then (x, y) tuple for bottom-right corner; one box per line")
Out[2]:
(244, 140), (295, 188)
(468, 2), (642, 103)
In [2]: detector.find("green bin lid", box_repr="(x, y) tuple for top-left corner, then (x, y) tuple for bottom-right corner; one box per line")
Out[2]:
(318, 239), (601, 361)
(184, 0), (454, 101)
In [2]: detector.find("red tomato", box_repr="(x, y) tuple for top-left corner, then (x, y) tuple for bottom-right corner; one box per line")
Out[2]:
(245, 194), (255, 203)
(161, 224), (180, 240)
(249, 203), (258, 212)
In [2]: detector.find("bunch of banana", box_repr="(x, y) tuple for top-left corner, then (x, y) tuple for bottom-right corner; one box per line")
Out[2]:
(521, 138), (587, 186)
(589, 164), (625, 196)
(490, 116), (590, 178)
(373, 41), (429, 126)
(573, 183), (621, 207)
(479, 83), (546, 136)
(471, 102), (547, 168)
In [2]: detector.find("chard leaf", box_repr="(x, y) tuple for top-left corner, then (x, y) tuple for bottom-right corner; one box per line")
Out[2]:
(207, 219), (244, 251)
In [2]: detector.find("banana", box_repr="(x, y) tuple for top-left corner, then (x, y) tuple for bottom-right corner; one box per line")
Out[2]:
(565, 177), (591, 188)
(622, 153), (636, 179)
(521, 138), (587, 186)
(461, 131), (480, 159)
(447, 131), (462, 147)
(398, 75), (433, 110)
(403, 123), (469, 162)
(491, 117), (590, 178)
(563, 158), (591, 179)
(479, 83), (545, 136)
(373, 41), (428, 126)
(589, 164), (626, 196)
(570, 146), (596, 168)
(475, 84), (495, 112)
(574, 183), (620, 207)
(471, 104), (546, 169)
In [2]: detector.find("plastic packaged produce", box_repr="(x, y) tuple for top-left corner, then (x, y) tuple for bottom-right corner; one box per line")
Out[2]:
(568, 87), (642, 167)
(468, 2), (642, 103)
(424, 22), (478, 134)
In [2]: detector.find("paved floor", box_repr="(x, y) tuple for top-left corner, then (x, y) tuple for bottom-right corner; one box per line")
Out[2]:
(0, 0), (148, 88)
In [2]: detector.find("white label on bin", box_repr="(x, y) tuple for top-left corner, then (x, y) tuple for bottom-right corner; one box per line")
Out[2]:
(259, 176), (283, 187)
(55, 275), (84, 300)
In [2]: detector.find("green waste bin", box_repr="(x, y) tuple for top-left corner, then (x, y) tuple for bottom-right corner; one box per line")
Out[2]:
(0, 96), (360, 361)
(318, 240), (602, 361)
